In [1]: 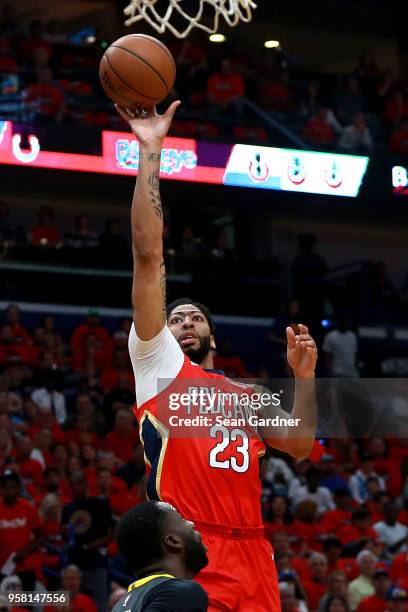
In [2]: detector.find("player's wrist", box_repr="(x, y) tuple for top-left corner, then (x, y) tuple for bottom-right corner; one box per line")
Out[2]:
(139, 138), (164, 150)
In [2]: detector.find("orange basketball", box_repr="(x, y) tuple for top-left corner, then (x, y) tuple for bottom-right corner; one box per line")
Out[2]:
(99, 34), (176, 109)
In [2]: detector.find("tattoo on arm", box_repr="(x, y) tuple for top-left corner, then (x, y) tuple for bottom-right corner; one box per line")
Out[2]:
(147, 168), (162, 219)
(148, 170), (160, 190)
(150, 191), (163, 219)
(160, 260), (166, 320)
(147, 153), (161, 162)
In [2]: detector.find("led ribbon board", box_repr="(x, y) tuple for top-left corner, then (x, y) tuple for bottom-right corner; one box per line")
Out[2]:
(0, 121), (369, 196)
(392, 166), (408, 195)
(223, 145), (369, 197)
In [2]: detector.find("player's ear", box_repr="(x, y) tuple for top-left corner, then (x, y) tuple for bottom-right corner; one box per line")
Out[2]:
(164, 532), (183, 552)
(210, 335), (216, 350)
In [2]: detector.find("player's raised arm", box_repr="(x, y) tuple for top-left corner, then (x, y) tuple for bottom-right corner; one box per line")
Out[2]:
(116, 102), (180, 340)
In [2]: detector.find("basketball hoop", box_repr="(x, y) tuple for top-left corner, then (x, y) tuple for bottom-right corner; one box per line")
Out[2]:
(123, 0), (257, 38)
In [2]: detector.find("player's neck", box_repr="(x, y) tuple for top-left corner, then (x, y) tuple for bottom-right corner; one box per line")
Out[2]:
(136, 559), (187, 580)
(199, 351), (214, 370)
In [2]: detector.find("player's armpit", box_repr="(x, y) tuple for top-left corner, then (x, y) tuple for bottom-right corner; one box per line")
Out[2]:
(132, 256), (166, 341)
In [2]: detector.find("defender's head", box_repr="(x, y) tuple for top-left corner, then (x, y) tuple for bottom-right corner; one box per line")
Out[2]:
(116, 501), (208, 579)
(166, 298), (215, 364)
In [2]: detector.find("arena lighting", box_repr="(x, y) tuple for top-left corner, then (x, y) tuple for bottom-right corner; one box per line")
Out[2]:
(264, 40), (280, 49)
(209, 34), (226, 43)
(86, 35), (96, 43)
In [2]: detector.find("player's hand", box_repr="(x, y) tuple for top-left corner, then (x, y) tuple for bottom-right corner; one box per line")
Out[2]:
(115, 100), (181, 146)
(286, 324), (317, 379)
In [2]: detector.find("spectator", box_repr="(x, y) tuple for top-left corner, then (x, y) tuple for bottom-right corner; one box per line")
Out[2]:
(105, 409), (139, 464)
(319, 571), (349, 612)
(323, 595), (350, 612)
(96, 467), (137, 516)
(303, 107), (338, 147)
(348, 550), (377, 610)
(338, 113), (373, 153)
(23, 68), (65, 124)
(14, 435), (44, 488)
(71, 310), (110, 353)
(335, 77), (365, 125)
(31, 206), (61, 248)
(373, 502), (408, 556)
(65, 215), (99, 250)
(319, 455), (348, 493)
(213, 338), (247, 378)
(291, 466), (335, 515)
(20, 20), (52, 63)
(349, 453), (386, 505)
(3, 305), (31, 346)
(385, 588), (408, 612)
(31, 375), (66, 425)
(261, 74), (292, 115)
(385, 91), (408, 128)
(108, 589), (127, 611)
(264, 495), (293, 539)
(61, 471), (114, 612)
(207, 59), (245, 119)
(44, 565), (97, 612)
(338, 509), (378, 549)
(279, 580), (302, 612)
(389, 119), (408, 157)
(356, 569), (391, 612)
(322, 316), (359, 378)
(100, 350), (133, 393)
(0, 471), (43, 591)
(303, 553), (329, 612)
(181, 226), (201, 259)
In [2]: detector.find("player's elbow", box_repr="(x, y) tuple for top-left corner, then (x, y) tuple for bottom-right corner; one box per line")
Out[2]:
(132, 241), (162, 264)
(286, 438), (314, 461)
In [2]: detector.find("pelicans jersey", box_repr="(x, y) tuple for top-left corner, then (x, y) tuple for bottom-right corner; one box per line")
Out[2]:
(129, 324), (280, 612)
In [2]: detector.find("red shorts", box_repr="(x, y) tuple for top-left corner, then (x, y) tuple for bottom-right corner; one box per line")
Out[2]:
(193, 521), (281, 612)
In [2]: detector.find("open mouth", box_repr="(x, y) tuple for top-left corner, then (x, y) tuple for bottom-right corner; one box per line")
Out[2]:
(179, 333), (198, 347)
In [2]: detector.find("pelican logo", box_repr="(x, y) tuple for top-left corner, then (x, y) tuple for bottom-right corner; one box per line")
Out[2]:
(0, 121), (6, 145)
(12, 133), (40, 163)
(249, 152), (269, 182)
(288, 156), (305, 185)
(325, 161), (343, 188)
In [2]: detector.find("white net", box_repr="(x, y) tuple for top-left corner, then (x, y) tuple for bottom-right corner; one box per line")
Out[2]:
(123, 0), (257, 38)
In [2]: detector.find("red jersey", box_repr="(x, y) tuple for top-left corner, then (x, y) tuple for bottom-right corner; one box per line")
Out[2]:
(0, 498), (42, 572)
(134, 356), (265, 528)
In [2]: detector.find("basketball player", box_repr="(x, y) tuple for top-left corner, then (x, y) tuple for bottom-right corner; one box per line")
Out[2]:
(116, 101), (318, 611)
(112, 501), (208, 611)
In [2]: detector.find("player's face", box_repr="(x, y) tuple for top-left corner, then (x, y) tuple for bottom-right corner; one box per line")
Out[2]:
(167, 305), (215, 363)
(161, 503), (208, 576)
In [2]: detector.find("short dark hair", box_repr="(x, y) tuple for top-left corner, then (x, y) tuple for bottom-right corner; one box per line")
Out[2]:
(166, 297), (215, 335)
(323, 538), (342, 552)
(352, 509), (371, 523)
(0, 470), (20, 486)
(44, 467), (59, 479)
(116, 502), (168, 572)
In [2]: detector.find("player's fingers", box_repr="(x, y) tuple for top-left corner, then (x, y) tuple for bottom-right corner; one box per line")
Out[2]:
(295, 334), (312, 342)
(298, 323), (309, 334)
(286, 326), (296, 349)
(164, 100), (181, 119)
(300, 340), (317, 349)
(115, 104), (131, 121)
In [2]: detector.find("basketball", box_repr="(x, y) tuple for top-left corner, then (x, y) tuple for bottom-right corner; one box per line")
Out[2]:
(99, 34), (176, 109)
